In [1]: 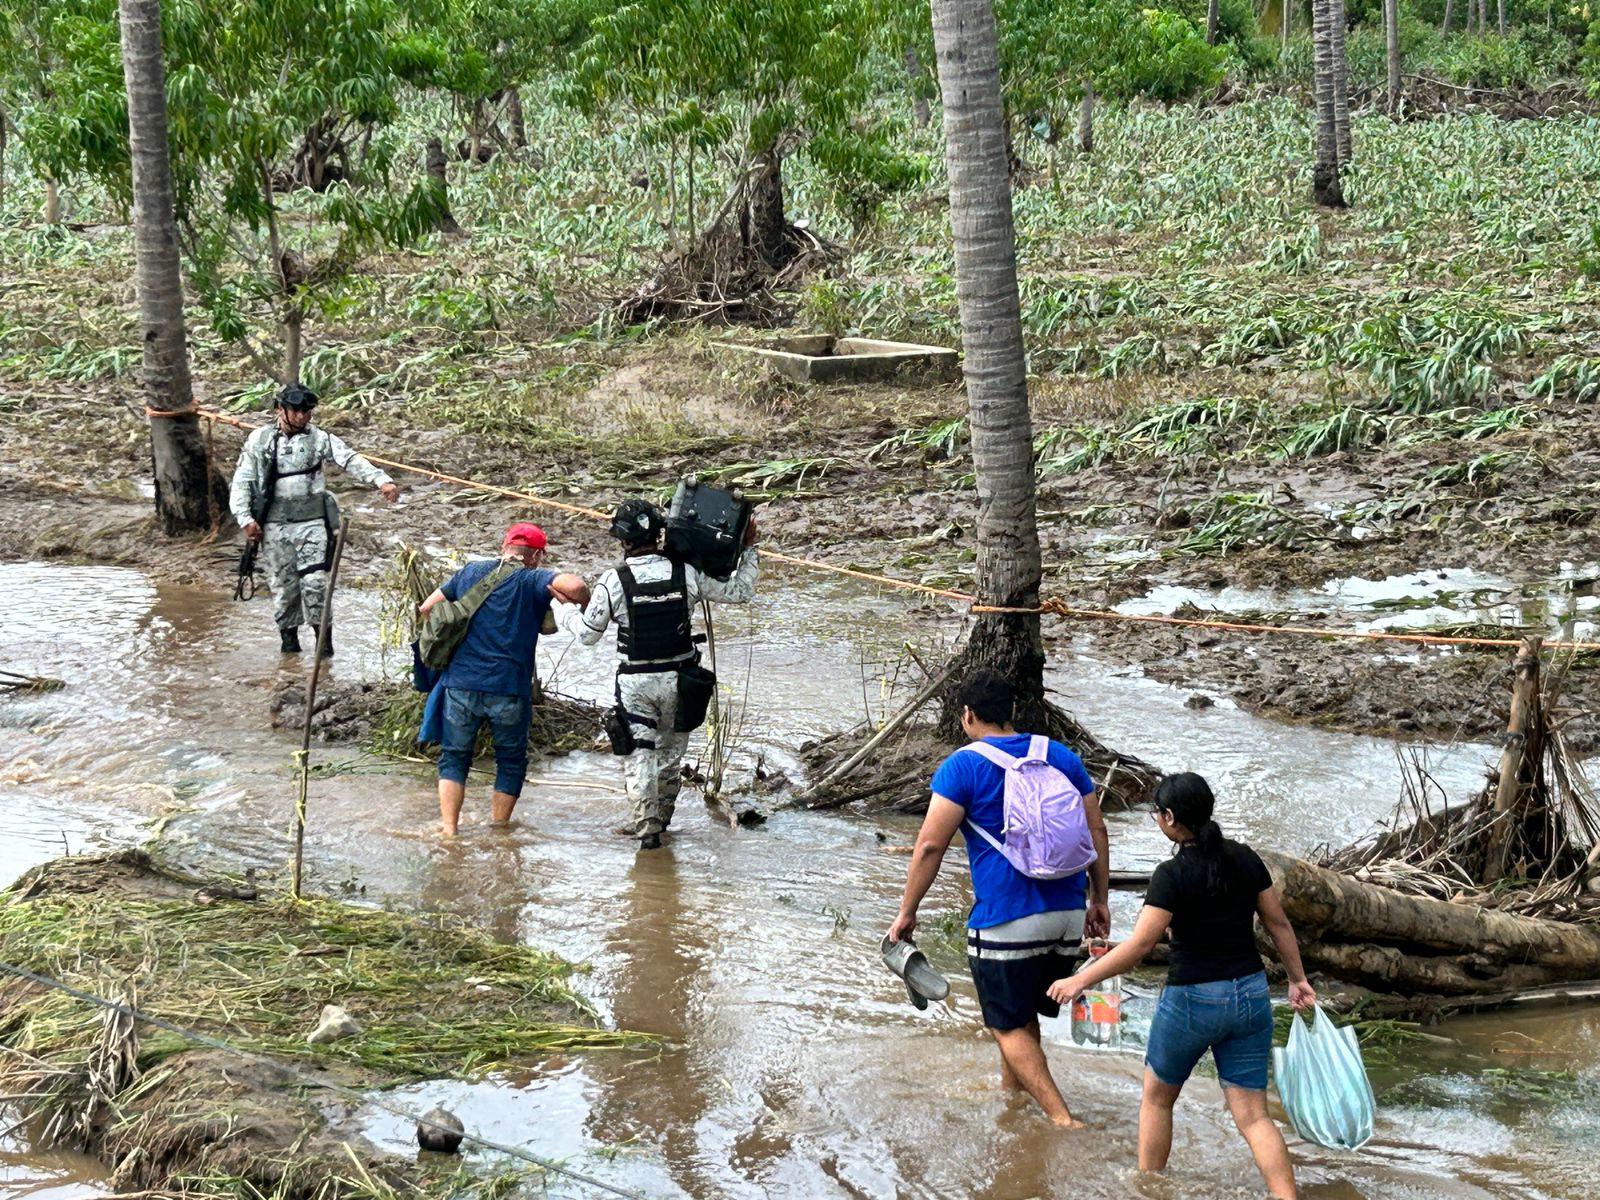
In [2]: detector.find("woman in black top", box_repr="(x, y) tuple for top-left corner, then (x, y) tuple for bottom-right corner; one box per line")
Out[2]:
(1049, 773), (1315, 1200)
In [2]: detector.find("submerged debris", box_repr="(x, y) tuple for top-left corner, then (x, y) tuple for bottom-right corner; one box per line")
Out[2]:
(0, 852), (646, 1199)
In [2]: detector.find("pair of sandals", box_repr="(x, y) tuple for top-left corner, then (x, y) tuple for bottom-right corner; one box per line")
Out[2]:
(880, 936), (950, 1010)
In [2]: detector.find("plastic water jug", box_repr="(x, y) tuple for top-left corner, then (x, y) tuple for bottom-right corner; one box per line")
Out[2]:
(1070, 942), (1122, 1048)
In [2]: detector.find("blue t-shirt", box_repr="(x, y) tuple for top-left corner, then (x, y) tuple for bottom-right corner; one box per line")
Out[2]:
(931, 734), (1096, 930)
(438, 562), (556, 700)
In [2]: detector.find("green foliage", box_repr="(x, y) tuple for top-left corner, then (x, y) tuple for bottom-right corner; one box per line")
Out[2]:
(558, 0), (912, 242)
(10, 0), (445, 383)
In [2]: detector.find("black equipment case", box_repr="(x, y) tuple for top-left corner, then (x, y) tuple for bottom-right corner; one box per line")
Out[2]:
(665, 476), (751, 581)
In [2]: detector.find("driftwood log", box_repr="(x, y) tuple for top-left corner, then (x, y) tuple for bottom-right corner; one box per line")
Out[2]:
(1262, 849), (1600, 994)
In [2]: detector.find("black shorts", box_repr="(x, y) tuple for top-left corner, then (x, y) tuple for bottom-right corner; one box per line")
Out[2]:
(967, 909), (1086, 1032)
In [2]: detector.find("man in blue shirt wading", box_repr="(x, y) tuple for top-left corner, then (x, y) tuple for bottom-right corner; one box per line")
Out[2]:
(887, 669), (1112, 1129)
(419, 523), (589, 835)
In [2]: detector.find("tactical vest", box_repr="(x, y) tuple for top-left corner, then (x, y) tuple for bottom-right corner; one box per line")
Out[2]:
(263, 434), (326, 524)
(616, 561), (693, 670)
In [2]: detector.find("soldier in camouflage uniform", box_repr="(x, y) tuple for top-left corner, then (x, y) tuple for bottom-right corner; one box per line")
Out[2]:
(229, 384), (399, 654)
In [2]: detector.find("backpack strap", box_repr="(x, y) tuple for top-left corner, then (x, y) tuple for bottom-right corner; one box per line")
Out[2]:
(458, 560), (520, 615)
(1026, 734), (1048, 762)
(961, 740), (1020, 770)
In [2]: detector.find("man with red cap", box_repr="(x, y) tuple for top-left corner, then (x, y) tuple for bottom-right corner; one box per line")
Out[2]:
(419, 522), (589, 835)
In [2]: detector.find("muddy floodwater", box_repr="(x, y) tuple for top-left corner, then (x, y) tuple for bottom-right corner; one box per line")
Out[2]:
(4, 559), (1599, 1199)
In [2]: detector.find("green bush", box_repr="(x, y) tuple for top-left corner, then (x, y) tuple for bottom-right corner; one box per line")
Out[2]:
(1584, 18), (1600, 87)
(1120, 9), (1230, 100)
(1433, 26), (1578, 88)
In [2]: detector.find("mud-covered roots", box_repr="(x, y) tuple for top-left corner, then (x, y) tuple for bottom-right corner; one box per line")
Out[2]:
(1325, 646), (1600, 923)
(801, 696), (1159, 814)
(617, 219), (833, 326)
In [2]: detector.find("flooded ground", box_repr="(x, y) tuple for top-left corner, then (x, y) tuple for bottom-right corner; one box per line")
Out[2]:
(4, 559), (1597, 1198)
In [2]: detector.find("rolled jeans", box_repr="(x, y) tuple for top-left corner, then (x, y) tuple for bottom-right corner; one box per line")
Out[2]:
(437, 688), (531, 799)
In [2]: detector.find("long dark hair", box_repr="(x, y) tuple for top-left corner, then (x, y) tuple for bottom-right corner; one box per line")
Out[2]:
(1156, 772), (1225, 893)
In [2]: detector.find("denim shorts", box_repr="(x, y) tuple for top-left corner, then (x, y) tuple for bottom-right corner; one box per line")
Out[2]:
(1145, 970), (1273, 1091)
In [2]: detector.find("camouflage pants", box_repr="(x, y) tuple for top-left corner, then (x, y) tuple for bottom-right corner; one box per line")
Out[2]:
(617, 670), (689, 837)
(263, 518), (330, 631)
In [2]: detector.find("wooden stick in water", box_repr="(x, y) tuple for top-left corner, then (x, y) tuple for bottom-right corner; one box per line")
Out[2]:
(292, 514), (351, 900)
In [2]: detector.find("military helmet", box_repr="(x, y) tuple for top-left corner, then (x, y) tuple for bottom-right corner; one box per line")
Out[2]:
(275, 383), (319, 411)
(609, 498), (664, 545)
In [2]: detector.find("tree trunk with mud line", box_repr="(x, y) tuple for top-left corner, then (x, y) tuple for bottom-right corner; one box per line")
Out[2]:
(927, 0), (1049, 737)
(904, 47), (931, 128)
(1077, 84), (1095, 156)
(504, 87), (527, 149)
(119, 0), (215, 535)
(425, 137), (461, 234)
(1311, 0), (1346, 207)
(748, 146), (793, 271)
(1384, 0), (1402, 114)
(1206, 0), (1220, 43)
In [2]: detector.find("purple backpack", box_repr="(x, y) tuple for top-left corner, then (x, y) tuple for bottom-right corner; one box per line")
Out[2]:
(962, 735), (1098, 880)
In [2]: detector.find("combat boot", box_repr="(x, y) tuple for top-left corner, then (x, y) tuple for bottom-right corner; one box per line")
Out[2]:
(280, 626), (302, 653)
(318, 629), (334, 658)
(639, 832), (662, 851)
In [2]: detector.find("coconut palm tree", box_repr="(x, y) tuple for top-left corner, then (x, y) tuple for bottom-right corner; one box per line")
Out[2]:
(927, 0), (1048, 728)
(1385, 0), (1402, 114)
(118, 0), (213, 533)
(1330, 0), (1351, 162)
(1311, 0), (1346, 207)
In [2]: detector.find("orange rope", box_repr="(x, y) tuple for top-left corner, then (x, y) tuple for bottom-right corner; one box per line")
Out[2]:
(181, 406), (1600, 653)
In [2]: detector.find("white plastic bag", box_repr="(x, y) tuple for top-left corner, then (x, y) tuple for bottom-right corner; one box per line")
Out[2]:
(1271, 1005), (1376, 1150)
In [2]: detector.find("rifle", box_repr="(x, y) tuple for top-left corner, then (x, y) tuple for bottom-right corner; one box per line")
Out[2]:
(234, 431), (281, 601)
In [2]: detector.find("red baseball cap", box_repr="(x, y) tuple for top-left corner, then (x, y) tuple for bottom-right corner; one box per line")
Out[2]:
(503, 522), (547, 550)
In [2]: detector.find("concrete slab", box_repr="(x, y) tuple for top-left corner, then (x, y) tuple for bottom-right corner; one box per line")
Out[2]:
(715, 335), (960, 385)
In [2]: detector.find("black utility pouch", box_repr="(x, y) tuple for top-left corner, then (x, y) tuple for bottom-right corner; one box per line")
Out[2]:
(603, 704), (635, 755)
(674, 663), (718, 733)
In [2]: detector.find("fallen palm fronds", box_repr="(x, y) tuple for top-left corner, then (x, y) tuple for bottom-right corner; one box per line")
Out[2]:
(0, 851), (646, 1200)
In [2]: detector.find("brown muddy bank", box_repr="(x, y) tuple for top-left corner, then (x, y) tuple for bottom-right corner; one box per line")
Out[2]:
(6, 351), (1598, 751)
(0, 852), (644, 1200)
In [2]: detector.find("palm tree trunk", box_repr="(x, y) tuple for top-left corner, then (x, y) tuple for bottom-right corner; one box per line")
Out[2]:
(1206, 0), (1221, 43)
(1311, 0), (1346, 207)
(1330, 0), (1352, 163)
(928, 0), (1048, 732)
(1385, 0), (1402, 114)
(1077, 82), (1095, 156)
(118, 0), (214, 534)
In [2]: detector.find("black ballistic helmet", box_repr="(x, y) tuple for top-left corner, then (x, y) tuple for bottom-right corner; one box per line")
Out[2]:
(275, 383), (319, 411)
(610, 498), (664, 546)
